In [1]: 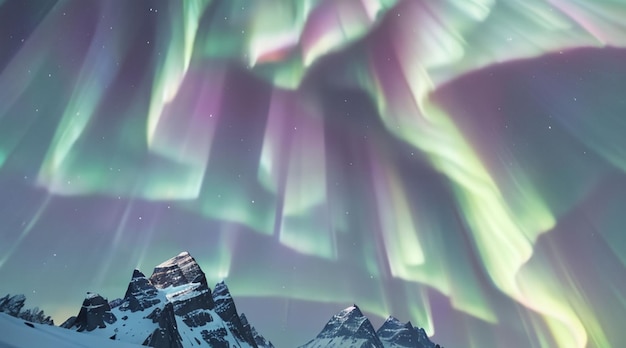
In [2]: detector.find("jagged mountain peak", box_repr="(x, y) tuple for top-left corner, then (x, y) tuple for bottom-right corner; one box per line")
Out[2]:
(380, 316), (414, 331)
(150, 251), (205, 289)
(85, 292), (101, 299)
(154, 251), (192, 268)
(338, 305), (364, 318)
(240, 313), (275, 348)
(211, 279), (258, 347)
(131, 268), (146, 278)
(213, 280), (232, 298)
(383, 316), (401, 325)
(300, 305), (443, 348)
(214, 279), (227, 288)
(212, 281), (234, 311)
(61, 251), (273, 348)
(377, 316), (437, 348)
(240, 312), (249, 325)
(121, 268), (161, 312)
(61, 293), (116, 332)
(300, 305), (383, 348)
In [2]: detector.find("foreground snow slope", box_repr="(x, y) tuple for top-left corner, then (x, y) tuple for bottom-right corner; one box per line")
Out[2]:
(0, 313), (142, 348)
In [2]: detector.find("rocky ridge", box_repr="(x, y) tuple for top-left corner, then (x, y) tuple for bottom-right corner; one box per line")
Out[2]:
(300, 305), (442, 348)
(61, 251), (273, 348)
(377, 316), (440, 348)
(0, 293), (54, 325)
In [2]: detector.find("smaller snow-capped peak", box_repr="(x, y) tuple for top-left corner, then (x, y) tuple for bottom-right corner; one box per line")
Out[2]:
(120, 269), (161, 312)
(145, 252), (217, 328)
(212, 280), (258, 347)
(299, 304), (383, 348)
(377, 316), (438, 348)
(214, 280), (229, 293)
(415, 327), (438, 348)
(338, 305), (363, 318)
(323, 305), (369, 332)
(142, 302), (182, 348)
(239, 313), (250, 328)
(212, 281), (235, 316)
(130, 269), (145, 279)
(61, 293), (116, 332)
(382, 316), (402, 326)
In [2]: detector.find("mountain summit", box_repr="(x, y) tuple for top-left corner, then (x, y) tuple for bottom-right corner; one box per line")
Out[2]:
(377, 316), (440, 348)
(150, 251), (208, 289)
(32, 251), (442, 347)
(299, 305), (384, 348)
(300, 306), (442, 348)
(61, 251), (273, 348)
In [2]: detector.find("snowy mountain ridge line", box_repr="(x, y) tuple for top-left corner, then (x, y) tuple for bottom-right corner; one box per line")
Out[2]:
(299, 304), (443, 348)
(60, 251), (274, 348)
(0, 251), (444, 347)
(0, 293), (54, 325)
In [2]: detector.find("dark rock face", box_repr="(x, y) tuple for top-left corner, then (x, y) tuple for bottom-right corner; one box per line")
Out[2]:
(300, 305), (384, 348)
(146, 307), (162, 323)
(143, 302), (183, 348)
(0, 294), (25, 316)
(120, 269), (160, 312)
(149, 252), (208, 290)
(377, 317), (439, 348)
(166, 276), (215, 330)
(213, 281), (257, 347)
(108, 298), (123, 309)
(0, 294), (53, 325)
(149, 251), (216, 330)
(252, 325), (275, 348)
(321, 306), (381, 342)
(17, 306), (54, 325)
(64, 293), (117, 332)
(180, 307), (213, 328)
(300, 305), (443, 348)
(377, 317), (420, 347)
(201, 327), (229, 347)
(416, 327), (440, 348)
(240, 313), (275, 348)
(60, 316), (77, 329)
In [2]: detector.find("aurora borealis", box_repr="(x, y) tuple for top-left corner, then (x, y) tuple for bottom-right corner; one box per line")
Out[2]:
(1, 0), (626, 346)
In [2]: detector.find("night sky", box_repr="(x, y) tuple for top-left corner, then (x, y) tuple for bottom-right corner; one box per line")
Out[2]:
(1, 1), (626, 347)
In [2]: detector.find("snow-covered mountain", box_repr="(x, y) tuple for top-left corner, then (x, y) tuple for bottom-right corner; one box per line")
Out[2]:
(299, 305), (384, 348)
(299, 305), (441, 348)
(377, 317), (440, 348)
(61, 251), (274, 348)
(0, 252), (442, 348)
